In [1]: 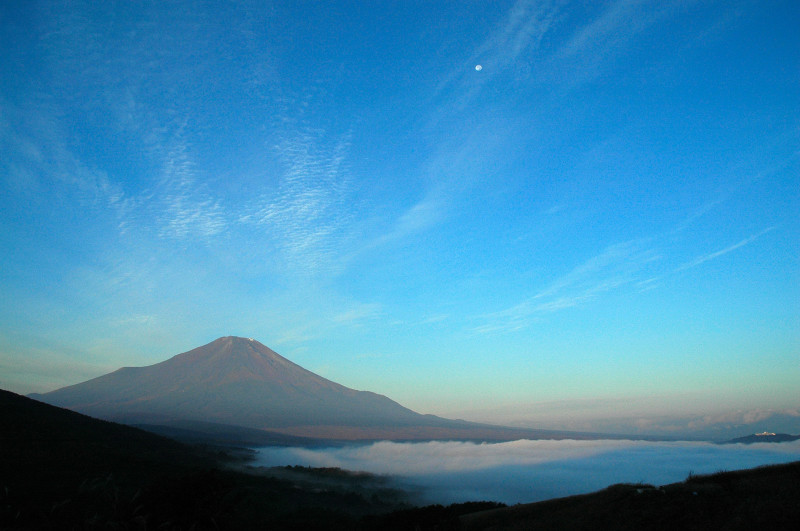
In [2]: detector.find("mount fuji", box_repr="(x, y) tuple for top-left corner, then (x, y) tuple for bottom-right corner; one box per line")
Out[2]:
(30, 336), (591, 442)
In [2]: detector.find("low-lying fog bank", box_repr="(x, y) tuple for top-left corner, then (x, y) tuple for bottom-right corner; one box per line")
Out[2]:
(253, 439), (800, 505)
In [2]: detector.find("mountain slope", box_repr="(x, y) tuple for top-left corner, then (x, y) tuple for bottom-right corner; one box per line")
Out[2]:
(31, 336), (602, 441)
(31, 337), (424, 428)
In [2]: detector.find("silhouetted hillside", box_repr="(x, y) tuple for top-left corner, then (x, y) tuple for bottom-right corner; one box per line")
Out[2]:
(1, 388), (211, 489)
(458, 461), (800, 530)
(0, 390), (412, 529)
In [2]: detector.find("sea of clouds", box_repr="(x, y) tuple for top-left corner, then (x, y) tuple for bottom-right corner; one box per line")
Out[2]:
(253, 439), (800, 505)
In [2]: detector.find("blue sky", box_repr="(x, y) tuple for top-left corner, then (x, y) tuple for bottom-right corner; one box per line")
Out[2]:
(1, 0), (798, 436)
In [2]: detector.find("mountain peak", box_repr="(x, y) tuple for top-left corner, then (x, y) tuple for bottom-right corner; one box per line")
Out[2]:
(32, 336), (425, 431)
(216, 335), (256, 343)
(206, 336), (281, 357)
(208, 335), (262, 349)
(163, 336), (312, 386)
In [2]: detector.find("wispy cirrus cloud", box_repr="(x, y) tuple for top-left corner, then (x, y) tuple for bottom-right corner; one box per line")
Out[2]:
(0, 99), (124, 210)
(99, 130), (230, 243)
(475, 240), (659, 334)
(636, 225), (778, 292)
(558, 0), (651, 59)
(675, 227), (776, 273)
(366, 192), (448, 250)
(152, 139), (228, 240)
(477, 219), (779, 334)
(551, 0), (684, 87)
(331, 303), (382, 325)
(240, 127), (354, 276)
(370, 0), (672, 258)
(468, 0), (560, 75)
(2, 29), (228, 246)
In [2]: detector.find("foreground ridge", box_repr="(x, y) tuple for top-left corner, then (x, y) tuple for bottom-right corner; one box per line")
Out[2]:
(459, 461), (800, 530)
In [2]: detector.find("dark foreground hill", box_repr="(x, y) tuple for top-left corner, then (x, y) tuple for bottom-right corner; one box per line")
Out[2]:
(458, 461), (800, 531)
(0, 389), (419, 529)
(1, 388), (210, 491)
(30, 336), (591, 442)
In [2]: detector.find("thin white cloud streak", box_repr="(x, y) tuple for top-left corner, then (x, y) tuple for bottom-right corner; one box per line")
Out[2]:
(364, 193), (448, 250)
(391, 197), (445, 238)
(475, 241), (658, 333)
(367, 111), (519, 253)
(674, 147), (800, 234)
(379, 0), (562, 246)
(374, 0), (696, 298)
(550, 0), (686, 88)
(673, 195), (729, 234)
(331, 303), (382, 325)
(7, 2), (264, 247)
(435, 0), (678, 99)
(557, 0), (650, 60)
(675, 226), (776, 273)
(254, 439), (800, 504)
(470, 0), (560, 72)
(477, 223), (778, 333)
(635, 225), (777, 293)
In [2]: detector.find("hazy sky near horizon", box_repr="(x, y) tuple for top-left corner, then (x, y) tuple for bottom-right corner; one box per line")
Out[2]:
(1, 1), (798, 433)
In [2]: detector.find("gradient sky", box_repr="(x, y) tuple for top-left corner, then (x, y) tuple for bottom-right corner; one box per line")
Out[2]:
(1, 1), (798, 435)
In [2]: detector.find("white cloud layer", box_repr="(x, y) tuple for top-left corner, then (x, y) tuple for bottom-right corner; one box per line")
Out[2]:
(254, 439), (800, 504)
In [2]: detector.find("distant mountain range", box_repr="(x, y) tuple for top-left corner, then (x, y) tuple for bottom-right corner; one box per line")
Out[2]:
(724, 432), (800, 444)
(30, 336), (592, 442)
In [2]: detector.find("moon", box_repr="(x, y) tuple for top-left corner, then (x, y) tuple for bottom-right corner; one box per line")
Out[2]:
(475, 64), (482, 71)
